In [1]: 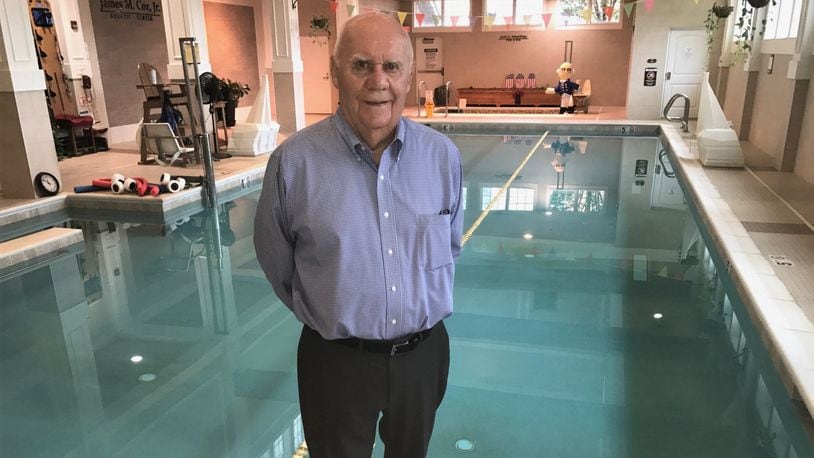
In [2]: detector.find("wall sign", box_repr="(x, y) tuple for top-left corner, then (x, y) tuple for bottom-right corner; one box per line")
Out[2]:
(499, 35), (528, 42)
(100, 0), (162, 22)
(416, 37), (443, 72)
(643, 67), (657, 86)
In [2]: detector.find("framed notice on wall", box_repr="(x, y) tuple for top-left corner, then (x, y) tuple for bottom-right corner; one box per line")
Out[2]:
(416, 37), (443, 72)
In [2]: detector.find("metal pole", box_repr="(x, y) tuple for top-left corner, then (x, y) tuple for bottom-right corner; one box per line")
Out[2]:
(179, 37), (217, 208)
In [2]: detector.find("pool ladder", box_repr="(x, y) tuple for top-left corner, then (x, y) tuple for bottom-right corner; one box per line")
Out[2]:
(663, 93), (690, 133)
(417, 80), (427, 117)
(443, 81), (453, 117)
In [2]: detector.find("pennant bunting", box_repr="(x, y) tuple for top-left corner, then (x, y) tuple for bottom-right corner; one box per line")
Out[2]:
(415, 13), (425, 26)
(328, 0), (338, 13)
(623, 2), (635, 17)
(542, 13), (552, 27)
(603, 6), (613, 19)
(397, 11), (408, 25)
(346, 4), (355, 16)
(485, 12), (495, 30)
(431, 14), (441, 26)
(523, 14), (532, 25)
(504, 15), (514, 28)
(580, 8), (592, 22)
(644, 0), (654, 12)
(450, 15), (459, 26)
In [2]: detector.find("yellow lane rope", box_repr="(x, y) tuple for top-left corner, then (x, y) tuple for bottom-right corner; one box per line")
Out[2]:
(461, 131), (549, 247)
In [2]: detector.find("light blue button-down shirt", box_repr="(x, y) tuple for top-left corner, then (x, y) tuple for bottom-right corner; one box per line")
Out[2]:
(254, 111), (463, 340)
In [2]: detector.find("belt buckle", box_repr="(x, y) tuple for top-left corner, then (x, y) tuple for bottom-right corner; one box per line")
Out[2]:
(390, 339), (411, 356)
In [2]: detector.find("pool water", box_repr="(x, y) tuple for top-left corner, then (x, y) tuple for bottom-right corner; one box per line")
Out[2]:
(1, 134), (811, 458)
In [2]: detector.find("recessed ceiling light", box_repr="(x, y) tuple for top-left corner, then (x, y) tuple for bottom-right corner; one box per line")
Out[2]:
(130, 355), (143, 364)
(653, 313), (663, 320)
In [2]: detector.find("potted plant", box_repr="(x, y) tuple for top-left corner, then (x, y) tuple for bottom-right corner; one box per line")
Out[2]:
(309, 14), (330, 45)
(704, 3), (731, 68)
(218, 79), (250, 127)
(733, 0), (776, 59)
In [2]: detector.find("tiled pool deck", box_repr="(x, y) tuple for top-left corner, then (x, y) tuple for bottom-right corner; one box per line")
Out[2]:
(2, 108), (813, 431)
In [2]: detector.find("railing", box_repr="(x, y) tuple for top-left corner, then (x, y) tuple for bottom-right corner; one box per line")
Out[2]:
(663, 93), (690, 133)
(444, 81), (453, 118)
(417, 80), (427, 117)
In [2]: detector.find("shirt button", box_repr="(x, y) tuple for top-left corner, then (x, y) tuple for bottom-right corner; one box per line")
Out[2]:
(384, 211), (389, 218)
(388, 248), (393, 256)
(391, 319), (397, 325)
(391, 285), (397, 292)
(379, 174), (384, 181)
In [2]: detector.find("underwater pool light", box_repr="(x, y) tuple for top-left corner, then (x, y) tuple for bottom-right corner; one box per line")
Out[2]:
(455, 438), (475, 452)
(130, 355), (143, 364)
(544, 210), (553, 216)
(138, 373), (157, 383)
(523, 233), (533, 240)
(653, 313), (664, 320)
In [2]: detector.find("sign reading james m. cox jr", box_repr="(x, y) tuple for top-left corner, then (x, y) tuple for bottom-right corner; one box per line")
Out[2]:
(100, 0), (162, 22)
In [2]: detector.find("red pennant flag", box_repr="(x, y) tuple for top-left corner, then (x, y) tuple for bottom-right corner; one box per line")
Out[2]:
(450, 15), (459, 26)
(542, 13), (552, 27)
(504, 15), (513, 28)
(415, 13), (425, 26)
(328, 1), (338, 13)
(603, 6), (613, 19)
(644, 0), (654, 12)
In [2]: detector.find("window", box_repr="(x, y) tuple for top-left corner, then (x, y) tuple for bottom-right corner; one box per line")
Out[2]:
(483, 0), (545, 27)
(558, 0), (621, 27)
(481, 186), (536, 211)
(481, 186), (506, 211)
(764, 0), (802, 40)
(548, 187), (605, 213)
(507, 187), (535, 211)
(414, 0), (471, 28)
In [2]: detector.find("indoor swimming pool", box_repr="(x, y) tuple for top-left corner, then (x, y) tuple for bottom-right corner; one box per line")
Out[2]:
(1, 128), (812, 457)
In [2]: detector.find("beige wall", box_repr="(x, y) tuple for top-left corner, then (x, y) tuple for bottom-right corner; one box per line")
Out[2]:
(795, 81), (814, 183)
(417, 25), (632, 107)
(204, 2), (260, 107)
(748, 54), (796, 163)
(89, 0), (169, 127)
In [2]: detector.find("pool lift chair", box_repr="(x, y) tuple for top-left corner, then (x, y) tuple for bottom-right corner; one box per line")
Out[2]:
(142, 122), (196, 167)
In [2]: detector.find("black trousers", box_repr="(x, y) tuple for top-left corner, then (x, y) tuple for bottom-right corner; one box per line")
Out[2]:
(297, 321), (450, 458)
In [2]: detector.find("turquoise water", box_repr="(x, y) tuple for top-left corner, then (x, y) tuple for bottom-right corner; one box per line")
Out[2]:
(1, 134), (811, 457)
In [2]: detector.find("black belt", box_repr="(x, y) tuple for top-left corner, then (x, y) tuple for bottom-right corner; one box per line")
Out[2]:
(336, 328), (433, 356)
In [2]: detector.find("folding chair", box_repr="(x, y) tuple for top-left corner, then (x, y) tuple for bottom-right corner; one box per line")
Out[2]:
(142, 123), (196, 166)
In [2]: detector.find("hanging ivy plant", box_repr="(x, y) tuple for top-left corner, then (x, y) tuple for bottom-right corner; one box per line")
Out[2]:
(733, 0), (775, 59)
(704, 3), (732, 68)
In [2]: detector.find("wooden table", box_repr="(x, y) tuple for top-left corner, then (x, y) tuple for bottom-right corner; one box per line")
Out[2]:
(457, 88), (561, 107)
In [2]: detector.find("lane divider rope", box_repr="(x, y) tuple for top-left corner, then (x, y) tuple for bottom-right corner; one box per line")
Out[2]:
(461, 131), (549, 247)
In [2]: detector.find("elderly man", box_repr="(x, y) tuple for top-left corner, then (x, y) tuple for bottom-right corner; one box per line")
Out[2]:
(254, 12), (463, 458)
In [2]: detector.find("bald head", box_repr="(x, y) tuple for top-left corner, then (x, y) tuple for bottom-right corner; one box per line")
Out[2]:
(332, 12), (413, 69)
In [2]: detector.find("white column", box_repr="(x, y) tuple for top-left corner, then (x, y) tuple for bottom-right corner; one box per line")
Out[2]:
(788, 0), (814, 80)
(161, 0), (212, 80)
(268, 0), (305, 133)
(0, 0), (60, 198)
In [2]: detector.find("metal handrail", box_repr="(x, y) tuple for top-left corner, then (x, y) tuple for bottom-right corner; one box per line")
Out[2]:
(417, 80), (427, 117)
(663, 93), (690, 132)
(444, 81), (453, 118)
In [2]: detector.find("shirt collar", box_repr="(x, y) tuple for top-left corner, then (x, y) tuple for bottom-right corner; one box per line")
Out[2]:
(332, 108), (405, 158)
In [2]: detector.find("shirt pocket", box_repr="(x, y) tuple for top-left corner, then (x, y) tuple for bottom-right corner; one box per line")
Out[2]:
(416, 214), (453, 271)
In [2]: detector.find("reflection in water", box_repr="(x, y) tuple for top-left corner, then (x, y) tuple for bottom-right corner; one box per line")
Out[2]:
(0, 136), (811, 458)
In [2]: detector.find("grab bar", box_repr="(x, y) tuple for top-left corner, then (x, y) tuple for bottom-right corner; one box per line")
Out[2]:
(417, 80), (427, 117)
(658, 149), (676, 178)
(444, 81), (453, 118)
(663, 93), (690, 132)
